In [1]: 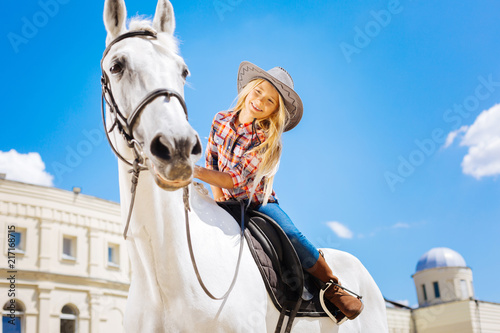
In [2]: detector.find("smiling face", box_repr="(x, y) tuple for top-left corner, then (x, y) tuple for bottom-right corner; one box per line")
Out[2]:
(241, 80), (280, 122)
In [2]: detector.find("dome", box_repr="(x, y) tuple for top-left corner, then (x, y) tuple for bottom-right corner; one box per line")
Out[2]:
(416, 247), (467, 272)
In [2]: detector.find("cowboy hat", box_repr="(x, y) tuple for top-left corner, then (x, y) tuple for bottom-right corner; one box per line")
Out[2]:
(237, 61), (303, 132)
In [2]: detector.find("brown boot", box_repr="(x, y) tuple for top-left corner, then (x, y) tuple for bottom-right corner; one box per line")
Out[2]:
(306, 252), (364, 321)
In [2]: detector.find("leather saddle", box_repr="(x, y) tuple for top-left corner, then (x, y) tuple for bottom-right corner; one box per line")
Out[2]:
(217, 201), (343, 331)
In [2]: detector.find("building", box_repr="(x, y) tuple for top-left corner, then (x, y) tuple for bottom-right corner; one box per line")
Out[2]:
(0, 179), (129, 333)
(386, 247), (500, 332)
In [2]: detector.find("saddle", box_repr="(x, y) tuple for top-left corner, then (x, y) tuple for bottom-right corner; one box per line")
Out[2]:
(217, 201), (345, 332)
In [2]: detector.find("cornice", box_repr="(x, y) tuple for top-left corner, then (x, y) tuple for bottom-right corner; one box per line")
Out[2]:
(0, 179), (123, 233)
(0, 268), (129, 292)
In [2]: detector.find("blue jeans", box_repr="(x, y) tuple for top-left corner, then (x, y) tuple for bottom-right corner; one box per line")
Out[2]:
(256, 202), (319, 269)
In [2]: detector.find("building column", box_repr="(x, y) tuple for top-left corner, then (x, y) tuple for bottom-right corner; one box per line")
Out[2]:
(88, 230), (100, 276)
(38, 220), (53, 271)
(89, 290), (102, 333)
(37, 283), (53, 333)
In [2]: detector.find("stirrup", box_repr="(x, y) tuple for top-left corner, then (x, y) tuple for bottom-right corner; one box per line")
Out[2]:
(319, 281), (348, 325)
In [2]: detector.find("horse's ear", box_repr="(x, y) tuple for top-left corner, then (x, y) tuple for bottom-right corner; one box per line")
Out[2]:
(104, 0), (127, 43)
(153, 0), (175, 35)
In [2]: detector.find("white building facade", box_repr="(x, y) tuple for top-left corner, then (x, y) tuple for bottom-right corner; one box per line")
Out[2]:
(0, 180), (129, 333)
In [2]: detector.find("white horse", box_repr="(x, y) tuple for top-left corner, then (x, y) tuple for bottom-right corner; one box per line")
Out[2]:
(102, 0), (388, 331)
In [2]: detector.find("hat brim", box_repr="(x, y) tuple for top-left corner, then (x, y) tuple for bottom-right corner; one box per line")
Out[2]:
(237, 61), (303, 132)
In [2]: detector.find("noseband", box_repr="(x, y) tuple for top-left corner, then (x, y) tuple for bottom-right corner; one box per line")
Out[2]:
(100, 30), (188, 168)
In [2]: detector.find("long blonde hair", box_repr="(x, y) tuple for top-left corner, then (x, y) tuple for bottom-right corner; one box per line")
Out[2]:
(232, 79), (289, 205)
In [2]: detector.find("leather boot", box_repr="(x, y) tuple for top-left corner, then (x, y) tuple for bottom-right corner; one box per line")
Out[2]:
(306, 252), (364, 320)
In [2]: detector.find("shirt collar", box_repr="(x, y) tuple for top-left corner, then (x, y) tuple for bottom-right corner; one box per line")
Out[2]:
(230, 110), (262, 134)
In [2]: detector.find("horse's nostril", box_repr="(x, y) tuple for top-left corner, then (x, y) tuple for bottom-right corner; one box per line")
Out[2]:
(151, 136), (171, 161)
(191, 137), (202, 156)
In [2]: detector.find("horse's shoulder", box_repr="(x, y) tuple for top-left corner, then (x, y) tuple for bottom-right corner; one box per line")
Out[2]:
(320, 248), (364, 269)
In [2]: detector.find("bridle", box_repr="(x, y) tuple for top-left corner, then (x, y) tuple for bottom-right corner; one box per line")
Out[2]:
(100, 30), (244, 301)
(100, 30), (188, 170)
(101, 30), (189, 240)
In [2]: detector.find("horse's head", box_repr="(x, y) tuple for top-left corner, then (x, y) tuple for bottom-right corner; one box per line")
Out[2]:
(102, 0), (201, 191)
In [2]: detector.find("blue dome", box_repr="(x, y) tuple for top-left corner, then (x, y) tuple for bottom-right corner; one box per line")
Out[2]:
(416, 247), (467, 272)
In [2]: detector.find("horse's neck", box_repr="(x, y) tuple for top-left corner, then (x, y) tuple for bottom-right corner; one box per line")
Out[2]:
(117, 162), (191, 298)
(118, 161), (251, 312)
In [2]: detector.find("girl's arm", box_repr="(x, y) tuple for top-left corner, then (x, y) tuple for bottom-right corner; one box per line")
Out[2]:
(210, 185), (225, 202)
(194, 165), (235, 190)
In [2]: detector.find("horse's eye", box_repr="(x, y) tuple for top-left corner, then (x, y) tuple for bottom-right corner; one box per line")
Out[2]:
(110, 63), (123, 74)
(182, 68), (189, 79)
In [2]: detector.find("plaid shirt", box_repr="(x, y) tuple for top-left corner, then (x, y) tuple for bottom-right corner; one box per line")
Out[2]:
(205, 110), (276, 204)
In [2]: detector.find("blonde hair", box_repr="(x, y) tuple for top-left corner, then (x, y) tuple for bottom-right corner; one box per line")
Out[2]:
(232, 79), (289, 205)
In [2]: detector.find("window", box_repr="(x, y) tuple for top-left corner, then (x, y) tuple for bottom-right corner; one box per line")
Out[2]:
(107, 243), (120, 268)
(62, 236), (76, 260)
(460, 279), (469, 298)
(433, 281), (440, 298)
(422, 284), (428, 301)
(2, 299), (24, 333)
(60, 304), (78, 333)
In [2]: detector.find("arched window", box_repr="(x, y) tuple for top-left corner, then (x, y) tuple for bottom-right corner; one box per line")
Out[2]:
(2, 300), (25, 333)
(60, 304), (78, 333)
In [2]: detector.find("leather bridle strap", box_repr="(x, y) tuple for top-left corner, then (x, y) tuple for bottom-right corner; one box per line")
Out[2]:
(127, 88), (188, 133)
(102, 30), (157, 61)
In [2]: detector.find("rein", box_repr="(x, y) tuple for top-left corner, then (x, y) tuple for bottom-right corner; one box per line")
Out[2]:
(183, 193), (246, 300)
(101, 30), (245, 301)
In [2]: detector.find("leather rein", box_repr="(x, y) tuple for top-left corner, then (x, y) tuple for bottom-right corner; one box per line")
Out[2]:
(100, 30), (244, 301)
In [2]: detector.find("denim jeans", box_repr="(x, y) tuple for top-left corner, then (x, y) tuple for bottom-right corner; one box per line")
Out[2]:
(256, 202), (319, 269)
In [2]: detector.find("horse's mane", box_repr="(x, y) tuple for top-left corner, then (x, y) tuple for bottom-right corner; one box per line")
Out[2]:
(127, 16), (180, 55)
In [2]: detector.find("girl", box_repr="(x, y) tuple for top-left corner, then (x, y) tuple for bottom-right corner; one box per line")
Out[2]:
(194, 61), (363, 322)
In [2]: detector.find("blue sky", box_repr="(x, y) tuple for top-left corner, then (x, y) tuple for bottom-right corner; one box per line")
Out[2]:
(2, 0), (500, 307)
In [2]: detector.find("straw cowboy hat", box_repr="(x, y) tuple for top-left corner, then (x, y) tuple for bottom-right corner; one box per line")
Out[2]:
(237, 61), (303, 132)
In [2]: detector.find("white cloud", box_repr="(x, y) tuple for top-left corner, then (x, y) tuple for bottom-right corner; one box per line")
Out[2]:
(392, 222), (410, 229)
(443, 125), (468, 149)
(325, 221), (353, 239)
(0, 149), (54, 187)
(444, 104), (500, 179)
